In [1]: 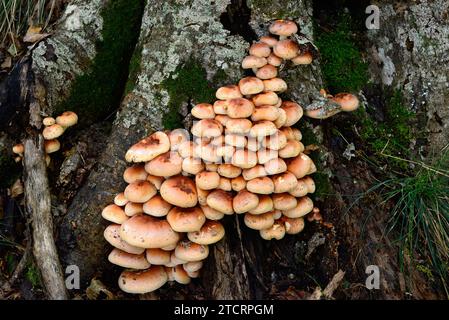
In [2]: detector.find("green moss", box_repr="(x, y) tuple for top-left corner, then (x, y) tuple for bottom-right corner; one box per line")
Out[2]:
(25, 263), (42, 288)
(315, 13), (368, 93)
(124, 45), (142, 95)
(161, 61), (215, 130)
(56, 0), (144, 124)
(416, 264), (435, 281)
(0, 149), (20, 189)
(357, 90), (413, 170)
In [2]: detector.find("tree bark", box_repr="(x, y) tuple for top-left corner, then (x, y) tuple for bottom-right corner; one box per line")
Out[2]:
(59, 0), (327, 299)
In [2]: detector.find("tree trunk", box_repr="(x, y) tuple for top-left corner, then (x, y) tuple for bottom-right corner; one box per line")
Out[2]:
(1, 0), (447, 300)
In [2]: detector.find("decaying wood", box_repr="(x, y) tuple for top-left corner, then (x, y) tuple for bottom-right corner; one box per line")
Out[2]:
(24, 135), (68, 299)
(211, 216), (250, 299)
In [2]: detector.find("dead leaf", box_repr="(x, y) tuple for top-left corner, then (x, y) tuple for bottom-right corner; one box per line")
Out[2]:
(1, 56), (11, 69)
(86, 278), (115, 300)
(10, 179), (24, 198)
(23, 26), (50, 43)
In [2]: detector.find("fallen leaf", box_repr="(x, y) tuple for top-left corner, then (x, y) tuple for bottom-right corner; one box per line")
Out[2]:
(10, 179), (24, 198)
(23, 26), (50, 43)
(86, 278), (115, 300)
(1, 56), (11, 69)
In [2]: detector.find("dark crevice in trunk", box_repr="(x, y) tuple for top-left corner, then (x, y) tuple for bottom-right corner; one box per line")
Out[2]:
(220, 0), (258, 43)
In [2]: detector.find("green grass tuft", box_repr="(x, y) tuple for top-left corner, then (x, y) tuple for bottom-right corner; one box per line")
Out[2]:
(315, 13), (368, 93)
(356, 90), (413, 170)
(161, 61), (215, 130)
(364, 150), (449, 295)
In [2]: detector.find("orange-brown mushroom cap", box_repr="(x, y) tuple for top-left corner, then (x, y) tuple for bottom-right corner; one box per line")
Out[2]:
(108, 248), (150, 269)
(167, 206), (206, 232)
(118, 266), (168, 294)
(187, 220), (225, 245)
(160, 175), (198, 208)
(125, 131), (170, 163)
(120, 215), (180, 248)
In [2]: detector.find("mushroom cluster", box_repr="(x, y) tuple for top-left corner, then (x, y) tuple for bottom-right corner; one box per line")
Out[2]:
(12, 111), (78, 165)
(102, 20), (359, 294)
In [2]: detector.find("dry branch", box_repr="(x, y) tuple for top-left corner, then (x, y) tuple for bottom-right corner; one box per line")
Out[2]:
(23, 135), (68, 299)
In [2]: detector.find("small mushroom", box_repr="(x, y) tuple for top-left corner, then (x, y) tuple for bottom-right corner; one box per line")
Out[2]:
(187, 220), (225, 245)
(273, 193), (297, 211)
(191, 119), (223, 138)
(252, 91), (279, 106)
(216, 85), (242, 100)
(244, 212), (275, 230)
(196, 171), (220, 190)
(269, 20), (298, 39)
(331, 93), (360, 112)
(227, 98), (255, 119)
(42, 117), (56, 126)
(231, 149), (258, 169)
(102, 204), (128, 224)
(231, 176), (247, 192)
(42, 124), (64, 140)
(108, 248), (150, 269)
(206, 189), (234, 215)
(124, 180), (157, 203)
(143, 195), (172, 217)
(282, 196), (314, 218)
(273, 39), (300, 60)
(144, 151), (183, 177)
(146, 248), (171, 265)
(267, 53), (282, 66)
(249, 195), (274, 215)
(283, 217), (305, 234)
(238, 76), (264, 95)
(233, 190), (259, 213)
(123, 164), (148, 183)
(167, 206), (206, 232)
(272, 171), (298, 193)
(120, 215), (180, 248)
(246, 177), (275, 194)
(118, 266), (167, 294)
(160, 175), (198, 208)
(124, 202), (144, 216)
(292, 52), (313, 65)
(191, 103), (215, 119)
(242, 55), (267, 70)
(259, 221), (286, 240)
(103, 224), (145, 254)
(125, 131), (170, 163)
(56, 111), (78, 128)
(260, 35), (278, 47)
(249, 42), (271, 57)
(256, 64), (278, 80)
(287, 153), (313, 178)
(217, 164), (242, 179)
(175, 240), (209, 262)
(114, 192), (129, 206)
(281, 101), (303, 126)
